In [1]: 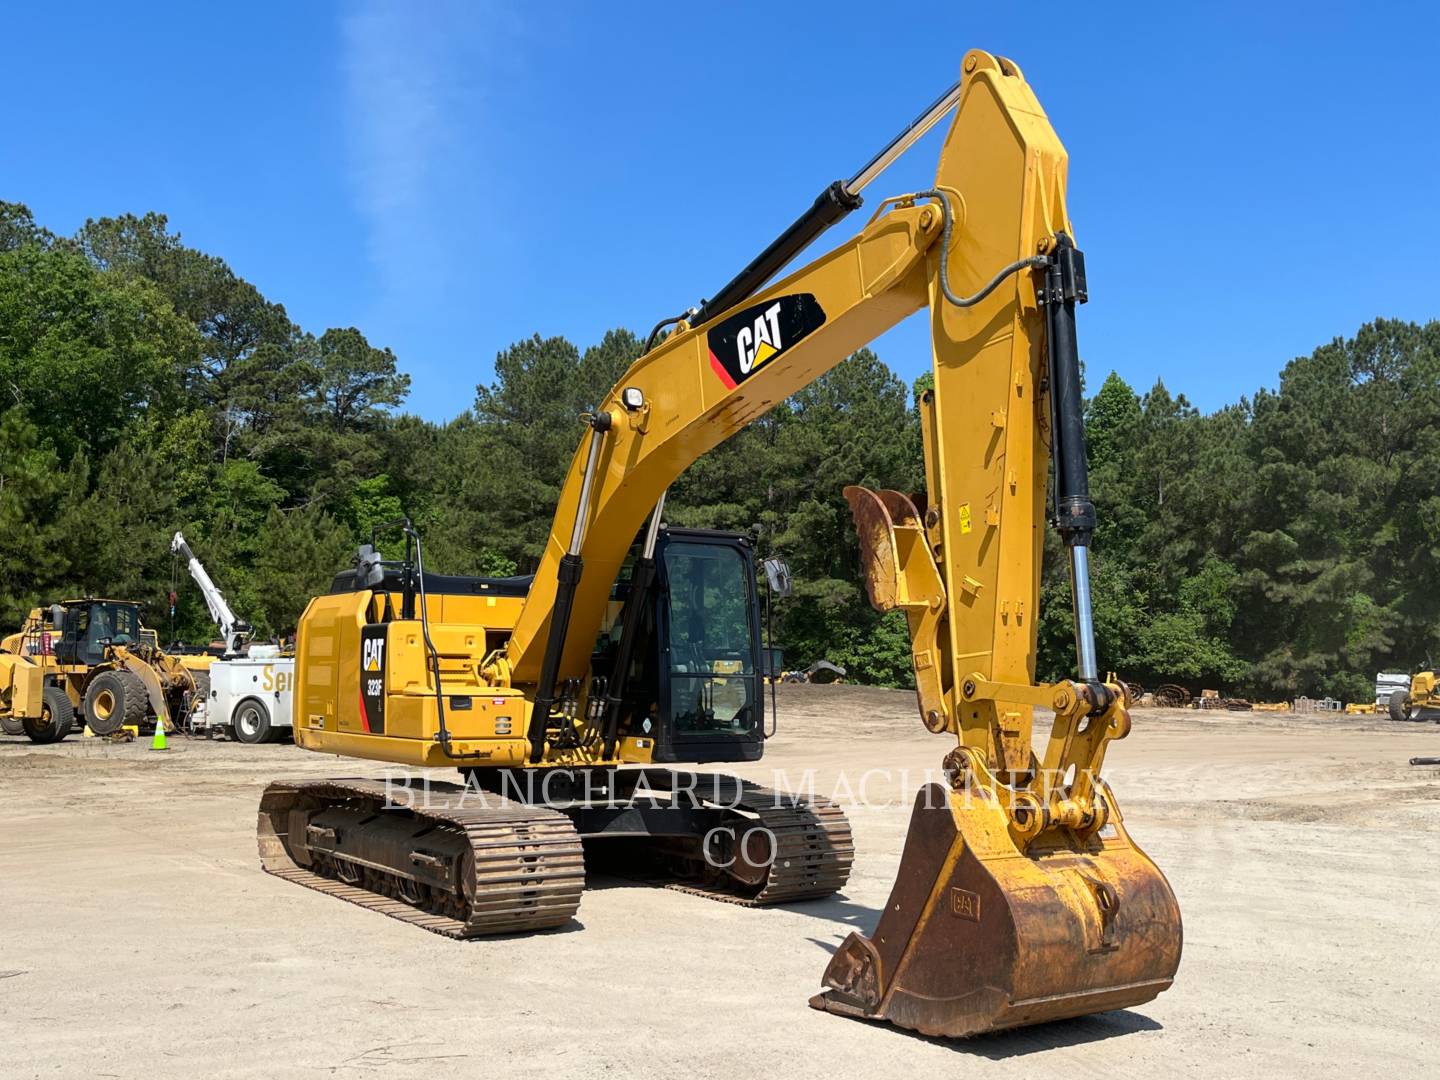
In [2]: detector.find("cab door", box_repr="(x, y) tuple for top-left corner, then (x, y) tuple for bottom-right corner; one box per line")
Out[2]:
(52, 607), (90, 666)
(651, 532), (764, 764)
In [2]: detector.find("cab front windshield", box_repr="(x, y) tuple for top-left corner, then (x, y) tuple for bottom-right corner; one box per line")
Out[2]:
(664, 542), (757, 735)
(88, 603), (141, 647)
(58, 601), (143, 666)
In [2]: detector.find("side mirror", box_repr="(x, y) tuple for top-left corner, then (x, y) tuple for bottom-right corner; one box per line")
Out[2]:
(356, 544), (386, 588)
(762, 558), (793, 598)
(49, 604), (66, 632)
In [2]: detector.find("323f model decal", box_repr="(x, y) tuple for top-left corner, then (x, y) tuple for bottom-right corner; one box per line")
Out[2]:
(707, 293), (826, 389)
(358, 624), (387, 734)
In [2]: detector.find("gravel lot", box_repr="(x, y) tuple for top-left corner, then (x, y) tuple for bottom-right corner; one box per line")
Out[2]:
(3, 685), (1437, 1078)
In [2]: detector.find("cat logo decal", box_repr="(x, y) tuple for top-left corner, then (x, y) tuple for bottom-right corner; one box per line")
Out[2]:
(706, 294), (826, 389)
(358, 625), (387, 734)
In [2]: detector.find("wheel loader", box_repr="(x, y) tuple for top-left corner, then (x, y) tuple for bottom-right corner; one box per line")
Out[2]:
(258, 48), (1182, 1039)
(0, 599), (205, 742)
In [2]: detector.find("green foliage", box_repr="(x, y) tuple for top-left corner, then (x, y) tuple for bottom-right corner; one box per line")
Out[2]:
(0, 411), (71, 624)
(339, 474), (405, 539)
(783, 606), (914, 686)
(250, 506), (352, 636)
(57, 439), (178, 610)
(0, 199), (1435, 701)
(0, 202), (54, 252)
(0, 243), (199, 460)
(1058, 332), (1440, 698)
(1086, 372), (1142, 470)
(314, 328), (410, 429)
(466, 330), (641, 563)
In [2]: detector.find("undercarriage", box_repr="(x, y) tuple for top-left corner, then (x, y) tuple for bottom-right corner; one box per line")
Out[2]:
(258, 768), (854, 936)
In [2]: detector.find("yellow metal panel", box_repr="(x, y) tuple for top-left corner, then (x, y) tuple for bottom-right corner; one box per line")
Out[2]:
(430, 592), (524, 629)
(3, 656), (44, 717)
(299, 727), (532, 768)
(295, 593), (366, 746)
(617, 735), (655, 763)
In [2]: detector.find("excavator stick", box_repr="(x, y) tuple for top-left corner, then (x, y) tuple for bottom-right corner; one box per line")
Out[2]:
(808, 50), (1183, 1037)
(812, 778), (1180, 1037)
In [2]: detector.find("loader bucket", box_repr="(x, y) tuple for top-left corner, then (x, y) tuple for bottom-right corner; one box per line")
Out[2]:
(811, 782), (1181, 1038)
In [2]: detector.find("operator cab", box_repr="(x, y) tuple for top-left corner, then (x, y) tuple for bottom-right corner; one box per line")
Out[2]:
(598, 527), (768, 764)
(326, 524), (774, 767)
(50, 599), (143, 667)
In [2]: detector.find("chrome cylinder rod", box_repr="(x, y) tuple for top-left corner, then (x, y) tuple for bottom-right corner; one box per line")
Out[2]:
(568, 419), (610, 553)
(641, 489), (667, 557)
(1068, 544), (1100, 683)
(844, 79), (962, 196)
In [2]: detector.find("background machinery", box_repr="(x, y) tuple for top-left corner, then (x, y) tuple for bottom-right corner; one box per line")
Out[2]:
(0, 599), (202, 742)
(1388, 669), (1440, 722)
(172, 530), (295, 743)
(257, 49), (1182, 1039)
(172, 531), (251, 657)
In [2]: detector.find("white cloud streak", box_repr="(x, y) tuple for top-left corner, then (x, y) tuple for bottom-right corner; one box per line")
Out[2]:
(339, 0), (494, 313)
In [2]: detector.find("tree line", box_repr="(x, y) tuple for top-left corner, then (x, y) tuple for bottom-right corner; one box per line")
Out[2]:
(1, 201), (1434, 701)
(1059, 319), (1440, 703)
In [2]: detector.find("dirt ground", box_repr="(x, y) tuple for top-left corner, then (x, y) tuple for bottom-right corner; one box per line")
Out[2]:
(2, 685), (1437, 1079)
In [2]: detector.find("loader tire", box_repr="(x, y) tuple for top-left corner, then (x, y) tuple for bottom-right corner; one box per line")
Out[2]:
(1389, 689), (1413, 723)
(85, 670), (148, 736)
(23, 687), (75, 744)
(232, 697), (273, 744)
(1, 714), (23, 736)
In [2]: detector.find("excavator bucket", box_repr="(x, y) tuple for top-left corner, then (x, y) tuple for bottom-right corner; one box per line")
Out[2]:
(815, 487), (1183, 1037)
(810, 781), (1180, 1037)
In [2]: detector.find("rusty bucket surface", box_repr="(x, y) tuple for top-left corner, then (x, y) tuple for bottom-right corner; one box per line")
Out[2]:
(810, 783), (1181, 1038)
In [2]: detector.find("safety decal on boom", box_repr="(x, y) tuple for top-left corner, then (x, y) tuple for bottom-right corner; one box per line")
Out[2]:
(707, 293), (826, 390)
(359, 624), (387, 734)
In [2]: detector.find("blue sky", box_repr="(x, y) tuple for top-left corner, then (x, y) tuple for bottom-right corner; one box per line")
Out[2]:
(5, 2), (1436, 420)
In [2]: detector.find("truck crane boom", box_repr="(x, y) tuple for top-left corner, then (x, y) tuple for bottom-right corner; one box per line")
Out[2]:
(171, 531), (250, 656)
(258, 48), (1182, 1041)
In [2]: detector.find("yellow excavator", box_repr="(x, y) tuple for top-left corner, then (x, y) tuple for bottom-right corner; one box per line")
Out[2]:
(258, 49), (1181, 1039)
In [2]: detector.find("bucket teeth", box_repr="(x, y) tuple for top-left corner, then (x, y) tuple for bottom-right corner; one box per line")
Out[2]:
(810, 782), (1181, 1038)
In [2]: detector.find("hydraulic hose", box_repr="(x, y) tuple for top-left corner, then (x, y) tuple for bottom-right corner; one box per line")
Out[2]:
(913, 189), (1048, 308)
(409, 525), (448, 742)
(643, 313), (691, 354)
(912, 192), (1105, 699)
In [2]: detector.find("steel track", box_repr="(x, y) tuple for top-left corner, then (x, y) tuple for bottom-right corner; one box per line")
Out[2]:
(258, 779), (585, 938)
